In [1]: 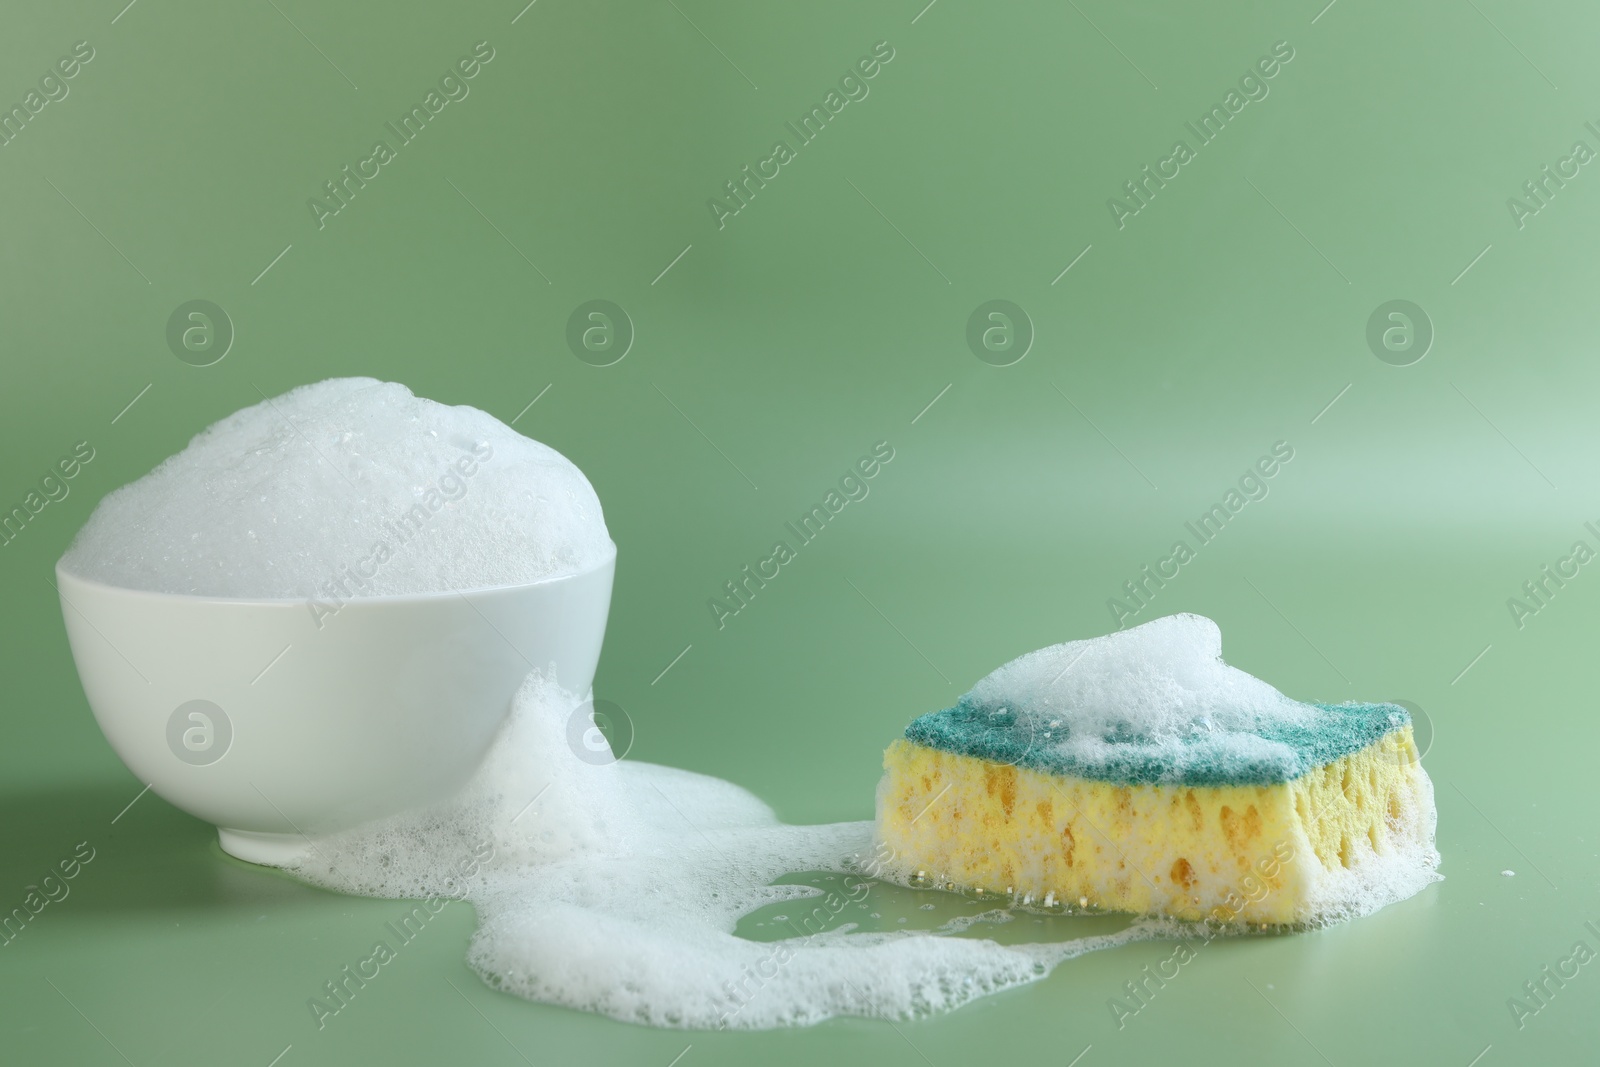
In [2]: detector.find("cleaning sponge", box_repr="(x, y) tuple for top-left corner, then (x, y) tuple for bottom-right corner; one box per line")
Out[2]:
(874, 614), (1439, 925)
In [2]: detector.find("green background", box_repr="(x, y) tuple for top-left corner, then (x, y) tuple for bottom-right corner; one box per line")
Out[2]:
(3, 0), (1596, 1062)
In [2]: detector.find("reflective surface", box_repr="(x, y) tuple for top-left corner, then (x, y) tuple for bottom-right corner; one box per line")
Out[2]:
(2, 0), (1595, 1062)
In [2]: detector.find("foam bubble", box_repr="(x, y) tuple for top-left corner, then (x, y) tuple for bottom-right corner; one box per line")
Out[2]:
(60, 378), (612, 598)
(281, 674), (1164, 1029)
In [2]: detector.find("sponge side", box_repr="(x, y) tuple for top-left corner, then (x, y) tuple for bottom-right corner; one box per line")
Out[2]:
(874, 726), (1438, 925)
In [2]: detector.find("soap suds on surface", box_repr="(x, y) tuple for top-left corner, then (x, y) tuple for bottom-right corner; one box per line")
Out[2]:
(278, 674), (1166, 1029)
(60, 378), (612, 598)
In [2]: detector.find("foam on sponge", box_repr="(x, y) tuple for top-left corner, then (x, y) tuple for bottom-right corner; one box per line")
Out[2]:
(60, 378), (611, 598)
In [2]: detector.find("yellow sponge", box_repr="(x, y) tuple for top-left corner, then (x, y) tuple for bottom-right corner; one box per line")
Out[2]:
(877, 723), (1435, 925)
(871, 615), (1441, 926)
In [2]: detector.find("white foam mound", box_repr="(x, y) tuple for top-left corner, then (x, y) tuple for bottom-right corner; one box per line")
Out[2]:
(963, 613), (1331, 783)
(59, 378), (611, 598)
(281, 675), (1165, 1029)
(971, 613), (1308, 734)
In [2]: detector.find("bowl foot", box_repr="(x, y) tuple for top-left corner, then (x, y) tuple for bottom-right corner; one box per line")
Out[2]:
(218, 828), (311, 866)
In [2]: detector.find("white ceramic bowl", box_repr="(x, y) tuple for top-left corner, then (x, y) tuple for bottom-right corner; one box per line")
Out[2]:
(55, 551), (615, 864)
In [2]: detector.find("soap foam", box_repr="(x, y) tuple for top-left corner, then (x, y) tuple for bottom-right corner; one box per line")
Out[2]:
(60, 378), (612, 598)
(963, 613), (1322, 783)
(280, 674), (1166, 1029)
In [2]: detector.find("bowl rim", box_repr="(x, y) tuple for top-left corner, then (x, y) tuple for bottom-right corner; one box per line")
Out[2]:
(54, 540), (617, 607)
